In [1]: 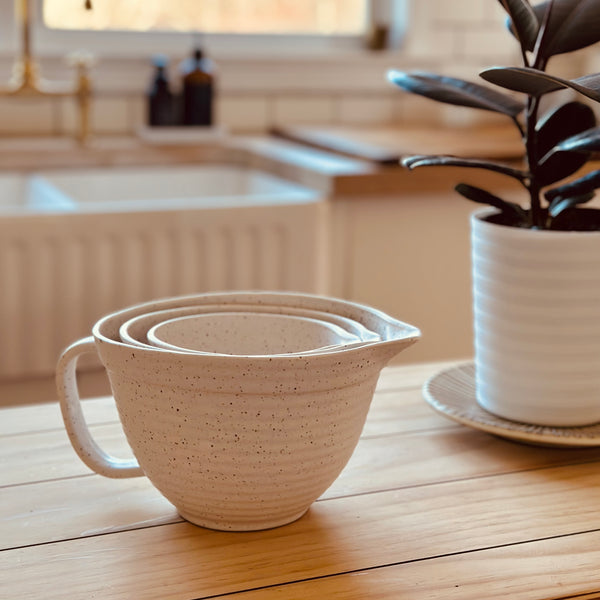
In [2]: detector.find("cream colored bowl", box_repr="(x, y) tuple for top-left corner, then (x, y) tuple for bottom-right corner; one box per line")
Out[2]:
(57, 291), (420, 531)
(146, 311), (360, 355)
(119, 303), (380, 351)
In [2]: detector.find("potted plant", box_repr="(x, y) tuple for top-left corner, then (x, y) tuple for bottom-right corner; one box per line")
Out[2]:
(389, 0), (600, 426)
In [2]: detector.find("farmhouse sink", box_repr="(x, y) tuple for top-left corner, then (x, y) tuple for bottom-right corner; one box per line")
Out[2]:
(0, 173), (72, 212)
(36, 164), (319, 211)
(0, 162), (326, 380)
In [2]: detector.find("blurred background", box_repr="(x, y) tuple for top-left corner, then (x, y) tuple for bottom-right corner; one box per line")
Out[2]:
(0, 0), (598, 400)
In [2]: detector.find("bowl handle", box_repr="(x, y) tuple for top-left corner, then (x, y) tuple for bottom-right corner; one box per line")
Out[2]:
(56, 336), (144, 478)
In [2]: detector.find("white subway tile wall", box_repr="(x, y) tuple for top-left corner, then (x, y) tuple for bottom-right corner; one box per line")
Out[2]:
(338, 96), (396, 125)
(218, 96), (270, 132)
(433, 0), (489, 23)
(0, 98), (57, 135)
(0, 0), (593, 136)
(273, 96), (337, 125)
(57, 97), (79, 136)
(90, 97), (134, 134)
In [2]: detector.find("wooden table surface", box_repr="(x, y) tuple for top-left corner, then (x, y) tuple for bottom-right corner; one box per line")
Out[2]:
(2, 360), (600, 599)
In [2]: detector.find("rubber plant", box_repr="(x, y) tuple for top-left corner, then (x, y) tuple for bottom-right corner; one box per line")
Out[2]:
(388, 0), (600, 230)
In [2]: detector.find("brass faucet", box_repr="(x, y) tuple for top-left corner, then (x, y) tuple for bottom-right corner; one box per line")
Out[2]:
(0, 0), (93, 144)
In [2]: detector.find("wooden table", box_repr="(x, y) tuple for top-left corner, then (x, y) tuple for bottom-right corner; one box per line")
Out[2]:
(2, 360), (600, 599)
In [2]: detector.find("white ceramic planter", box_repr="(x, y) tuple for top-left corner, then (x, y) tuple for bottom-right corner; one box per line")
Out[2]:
(472, 209), (600, 426)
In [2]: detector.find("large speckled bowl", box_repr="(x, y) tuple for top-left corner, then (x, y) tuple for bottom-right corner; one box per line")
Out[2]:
(57, 291), (420, 531)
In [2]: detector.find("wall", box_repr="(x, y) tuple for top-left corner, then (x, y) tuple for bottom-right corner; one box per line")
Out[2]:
(329, 191), (476, 364)
(0, 0), (593, 137)
(0, 1), (596, 368)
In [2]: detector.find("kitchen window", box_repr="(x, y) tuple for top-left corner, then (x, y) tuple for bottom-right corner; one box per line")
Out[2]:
(15, 0), (405, 58)
(0, 0), (406, 97)
(44, 0), (369, 36)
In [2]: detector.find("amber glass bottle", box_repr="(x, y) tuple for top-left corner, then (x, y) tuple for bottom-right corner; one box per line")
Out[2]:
(181, 48), (214, 126)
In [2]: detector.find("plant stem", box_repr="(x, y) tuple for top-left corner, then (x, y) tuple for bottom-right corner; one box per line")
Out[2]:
(526, 49), (550, 228)
(525, 94), (541, 228)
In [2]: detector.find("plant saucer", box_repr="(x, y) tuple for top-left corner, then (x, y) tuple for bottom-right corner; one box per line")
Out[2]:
(423, 362), (600, 448)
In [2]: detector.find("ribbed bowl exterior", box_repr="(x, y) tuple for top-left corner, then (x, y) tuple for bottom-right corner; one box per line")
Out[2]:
(471, 210), (600, 426)
(109, 358), (379, 530)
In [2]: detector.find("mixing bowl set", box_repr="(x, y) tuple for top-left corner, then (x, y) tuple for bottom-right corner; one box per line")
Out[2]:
(56, 291), (420, 531)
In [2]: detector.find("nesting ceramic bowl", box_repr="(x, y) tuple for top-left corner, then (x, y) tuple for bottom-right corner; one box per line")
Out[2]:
(57, 291), (420, 531)
(119, 303), (381, 353)
(145, 312), (361, 355)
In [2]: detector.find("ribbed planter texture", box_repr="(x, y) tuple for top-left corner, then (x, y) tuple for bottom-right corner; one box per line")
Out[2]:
(471, 208), (600, 427)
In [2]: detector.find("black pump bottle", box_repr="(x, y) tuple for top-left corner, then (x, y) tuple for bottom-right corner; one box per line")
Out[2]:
(147, 54), (175, 126)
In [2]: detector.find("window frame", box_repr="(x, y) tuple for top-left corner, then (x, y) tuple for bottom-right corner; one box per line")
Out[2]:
(0, 0), (407, 97)
(0, 0), (406, 59)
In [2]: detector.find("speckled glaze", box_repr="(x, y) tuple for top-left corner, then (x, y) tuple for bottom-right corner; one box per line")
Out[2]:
(147, 312), (360, 355)
(119, 304), (380, 350)
(57, 291), (420, 531)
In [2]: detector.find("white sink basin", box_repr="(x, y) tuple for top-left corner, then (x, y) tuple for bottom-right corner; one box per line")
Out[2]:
(37, 164), (318, 212)
(0, 173), (72, 212)
(0, 163), (327, 380)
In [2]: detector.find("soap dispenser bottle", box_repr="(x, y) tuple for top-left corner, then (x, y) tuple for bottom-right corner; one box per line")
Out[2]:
(180, 47), (214, 126)
(147, 54), (174, 126)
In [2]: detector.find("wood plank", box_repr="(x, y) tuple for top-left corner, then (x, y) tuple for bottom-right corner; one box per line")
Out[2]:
(210, 531), (600, 600)
(6, 421), (598, 548)
(270, 125), (524, 164)
(0, 476), (179, 550)
(0, 422), (134, 486)
(2, 461), (600, 599)
(361, 388), (460, 436)
(0, 362), (460, 438)
(374, 360), (463, 392)
(3, 402), (600, 489)
(0, 396), (120, 437)
(0, 382), (460, 487)
(327, 426), (600, 500)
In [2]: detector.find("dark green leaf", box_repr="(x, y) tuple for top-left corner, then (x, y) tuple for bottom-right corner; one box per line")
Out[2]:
(534, 102), (596, 185)
(536, 101), (596, 154)
(563, 72), (600, 102)
(532, 0), (555, 64)
(480, 66), (564, 96)
(388, 71), (525, 116)
(533, 0), (600, 58)
(400, 154), (529, 181)
(479, 67), (600, 102)
(546, 206), (600, 230)
(499, 0), (540, 51)
(455, 182), (527, 221)
(538, 153), (589, 186)
(548, 192), (595, 217)
(572, 73), (600, 98)
(545, 169), (600, 202)
(401, 155), (431, 169)
(554, 126), (600, 153)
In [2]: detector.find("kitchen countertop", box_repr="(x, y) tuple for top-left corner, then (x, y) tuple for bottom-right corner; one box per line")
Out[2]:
(3, 359), (600, 598)
(270, 123), (525, 164)
(0, 125), (528, 197)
